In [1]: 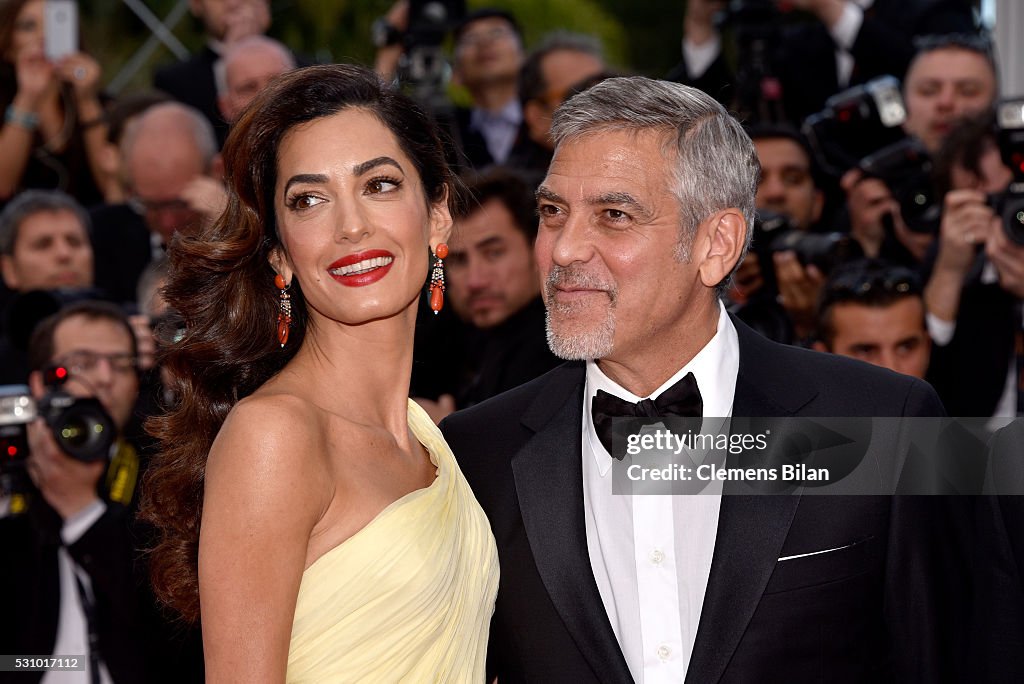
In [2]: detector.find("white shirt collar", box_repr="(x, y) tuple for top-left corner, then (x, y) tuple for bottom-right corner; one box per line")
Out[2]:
(583, 302), (740, 476)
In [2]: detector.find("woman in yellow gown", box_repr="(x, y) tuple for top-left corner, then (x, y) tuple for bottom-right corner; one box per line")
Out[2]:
(140, 64), (498, 682)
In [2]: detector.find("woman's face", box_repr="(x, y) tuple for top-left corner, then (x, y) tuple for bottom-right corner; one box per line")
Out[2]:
(271, 107), (451, 328)
(8, 0), (44, 62)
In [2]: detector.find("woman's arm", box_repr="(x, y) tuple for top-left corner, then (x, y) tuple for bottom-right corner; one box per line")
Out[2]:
(56, 53), (111, 200)
(0, 51), (53, 199)
(199, 394), (330, 683)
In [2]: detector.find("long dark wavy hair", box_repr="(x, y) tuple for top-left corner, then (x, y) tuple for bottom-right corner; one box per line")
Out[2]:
(139, 64), (458, 623)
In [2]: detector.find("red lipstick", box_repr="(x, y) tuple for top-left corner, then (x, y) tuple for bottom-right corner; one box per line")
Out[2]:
(328, 249), (395, 287)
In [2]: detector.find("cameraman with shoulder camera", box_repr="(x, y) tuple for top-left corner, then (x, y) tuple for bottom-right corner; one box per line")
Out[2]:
(924, 111), (1024, 418)
(0, 300), (147, 683)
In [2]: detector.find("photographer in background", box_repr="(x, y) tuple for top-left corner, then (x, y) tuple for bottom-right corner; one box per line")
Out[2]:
(924, 111), (1024, 418)
(669, 0), (976, 124)
(0, 300), (146, 683)
(842, 33), (997, 264)
(814, 259), (931, 379)
(732, 126), (839, 344)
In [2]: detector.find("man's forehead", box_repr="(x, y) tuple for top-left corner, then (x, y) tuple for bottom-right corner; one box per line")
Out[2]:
(53, 316), (132, 349)
(907, 48), (994, 80)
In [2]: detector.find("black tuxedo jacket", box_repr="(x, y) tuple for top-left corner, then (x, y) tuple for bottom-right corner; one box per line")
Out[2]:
(442, 317), (966, 683)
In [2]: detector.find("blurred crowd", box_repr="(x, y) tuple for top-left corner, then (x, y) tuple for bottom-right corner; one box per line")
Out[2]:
(0, 0), (1021, 681)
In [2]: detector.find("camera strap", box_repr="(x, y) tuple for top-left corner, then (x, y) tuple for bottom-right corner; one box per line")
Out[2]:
(104, 439), (139, 507)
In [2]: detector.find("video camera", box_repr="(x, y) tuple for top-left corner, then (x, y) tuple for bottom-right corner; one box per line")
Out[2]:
(396, 0), (466, 112)
(0, 370), (116, 496)
(992, 98), (1024, 245)
(716, 0), (788, 123)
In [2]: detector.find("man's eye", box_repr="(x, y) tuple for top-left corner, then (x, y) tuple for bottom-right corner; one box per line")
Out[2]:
(604, 209), (629, 221)
(539, 204), (561, 217)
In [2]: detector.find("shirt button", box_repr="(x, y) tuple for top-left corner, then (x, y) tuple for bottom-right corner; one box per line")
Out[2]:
(657, 644), (672, 661)
(650, 549), (665, 565)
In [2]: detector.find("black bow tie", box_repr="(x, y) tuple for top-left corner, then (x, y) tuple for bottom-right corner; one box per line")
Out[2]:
(591, 372), (703, 459)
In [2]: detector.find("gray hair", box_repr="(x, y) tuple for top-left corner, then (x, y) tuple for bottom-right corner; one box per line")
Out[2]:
(551, 77), (760, 288)
(0, 189), (90, 255)
(120, 102), (218, 184)
(214, 35), (296, 96)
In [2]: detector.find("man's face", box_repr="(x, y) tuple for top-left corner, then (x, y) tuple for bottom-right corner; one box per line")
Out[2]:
(535, 129), (709, 363)
(126, 140), (206, 243)
(826, 298), (930, 379)
(903, 47), (997, 154)
(50, 315), (139, 431)
(447, 198), (539, 329)
(1, 209), (93, 292)
(525, 49), (604, 148)
(454, 17), (523, 91)
(753, 137), (823, 230)
(220, 43), (292, 122)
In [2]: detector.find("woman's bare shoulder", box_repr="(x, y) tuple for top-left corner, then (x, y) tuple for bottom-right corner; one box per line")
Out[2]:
(205, 390), (333, 514)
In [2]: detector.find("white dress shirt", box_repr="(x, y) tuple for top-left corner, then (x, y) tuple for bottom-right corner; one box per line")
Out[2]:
(44, 500), (114, 684)
(582, 303), (740, 683)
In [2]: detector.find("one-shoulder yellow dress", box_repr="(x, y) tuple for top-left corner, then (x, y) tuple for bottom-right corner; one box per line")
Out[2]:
(285, 400), (498, 683)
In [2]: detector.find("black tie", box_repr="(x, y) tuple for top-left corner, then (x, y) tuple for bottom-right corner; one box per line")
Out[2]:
(591, 372), (703, 459)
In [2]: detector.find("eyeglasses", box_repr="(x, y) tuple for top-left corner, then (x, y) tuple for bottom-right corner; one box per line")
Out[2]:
(457, 26), (516, 49)
(54, 351), (139, 376)
(127, 196), (192, 216)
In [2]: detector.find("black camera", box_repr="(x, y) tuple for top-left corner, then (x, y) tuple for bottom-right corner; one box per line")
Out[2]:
(397, 0), (466, 112)
(803, 76), (908, 177)
(993, 98), (1024, 245)
(0, 373), (116, 470)
(752, 211), (865, 279)
(859, 138), (941, 235)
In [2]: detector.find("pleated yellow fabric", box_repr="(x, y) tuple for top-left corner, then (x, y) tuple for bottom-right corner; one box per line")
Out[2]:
(286, 400), (499, 683)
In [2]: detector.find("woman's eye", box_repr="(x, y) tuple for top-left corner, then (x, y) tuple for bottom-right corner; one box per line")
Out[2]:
(367, 178), (401, 194)
(287, 194), (324, 210)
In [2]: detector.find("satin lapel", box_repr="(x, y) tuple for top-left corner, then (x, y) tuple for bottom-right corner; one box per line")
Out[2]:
(512, 366), (634, 684)
(684, 326), (804, 683)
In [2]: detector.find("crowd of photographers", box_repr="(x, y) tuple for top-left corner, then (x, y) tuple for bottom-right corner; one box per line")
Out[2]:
(0, 0), (1021, 680)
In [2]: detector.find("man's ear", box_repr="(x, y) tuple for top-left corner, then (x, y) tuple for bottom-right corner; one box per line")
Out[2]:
(811, 189), (825, 224)
(268, 246), (292, 285)
(28, 370), (44, 400)
(209, 153), (225, 181)
(523, 100), (549, 147)
(698, 209), (746, 288)
(0, 255), (18, 290)
(217, 95), (232, 126)
(812, 340), (828, 353)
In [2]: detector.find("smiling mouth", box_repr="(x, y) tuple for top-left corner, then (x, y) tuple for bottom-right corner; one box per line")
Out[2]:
(329, 256), (394, 277)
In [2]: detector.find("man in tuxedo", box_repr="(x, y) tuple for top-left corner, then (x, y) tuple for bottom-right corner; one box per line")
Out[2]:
(442, 77), (965, 682)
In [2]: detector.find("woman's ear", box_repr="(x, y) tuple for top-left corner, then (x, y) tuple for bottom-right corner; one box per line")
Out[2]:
(268, 246), (292, 285)
(428, 192), (454, 252)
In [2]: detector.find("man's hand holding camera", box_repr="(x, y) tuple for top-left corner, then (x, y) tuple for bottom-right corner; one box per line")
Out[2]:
(986, 225), (1024, 298)
(25, 418), (104, 520)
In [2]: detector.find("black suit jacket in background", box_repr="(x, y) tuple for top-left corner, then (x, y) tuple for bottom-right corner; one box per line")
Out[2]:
(442, 316), (971, 683)
(153, 46), (228, 146)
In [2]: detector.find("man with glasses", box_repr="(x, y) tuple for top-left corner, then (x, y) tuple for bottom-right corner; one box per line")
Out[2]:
(815, 259), (931, 379)
(450, 8), (529, 169)
(0, 300), (147, 683)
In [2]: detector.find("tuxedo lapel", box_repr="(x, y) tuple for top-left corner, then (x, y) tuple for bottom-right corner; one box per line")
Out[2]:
(512, 364), (633, 684)
(685, 319), (809, 683)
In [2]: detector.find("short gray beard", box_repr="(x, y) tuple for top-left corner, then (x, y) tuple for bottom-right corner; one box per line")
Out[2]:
(543, 265), (618, 360)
